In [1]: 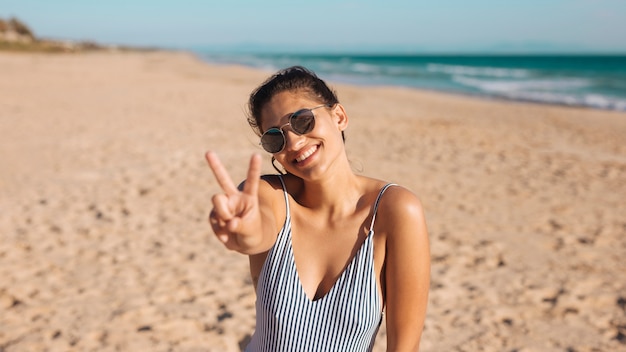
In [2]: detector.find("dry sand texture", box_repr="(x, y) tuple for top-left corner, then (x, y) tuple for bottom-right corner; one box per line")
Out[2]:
(1, 51), (625, 351)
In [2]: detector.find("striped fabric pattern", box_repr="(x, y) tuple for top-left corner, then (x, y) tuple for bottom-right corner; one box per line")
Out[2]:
(246, 178), (395, 352)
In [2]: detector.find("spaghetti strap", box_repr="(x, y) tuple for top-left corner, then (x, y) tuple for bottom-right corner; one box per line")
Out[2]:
(368, 183), (396, 233)
(276, 175), (290, 219)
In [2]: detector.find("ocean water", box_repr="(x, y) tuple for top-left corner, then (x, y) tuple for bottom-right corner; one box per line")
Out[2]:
(194, 51), (626, 111)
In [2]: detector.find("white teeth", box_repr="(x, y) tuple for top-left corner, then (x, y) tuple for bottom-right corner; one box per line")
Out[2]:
(296, 146), (317, 162)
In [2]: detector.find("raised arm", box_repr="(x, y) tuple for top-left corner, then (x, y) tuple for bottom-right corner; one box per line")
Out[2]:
(205, 151), (278, 254)
(383, 187), (431, 351)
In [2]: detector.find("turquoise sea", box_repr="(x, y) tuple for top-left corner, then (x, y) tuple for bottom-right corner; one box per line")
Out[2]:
(194, 51), (626, 112)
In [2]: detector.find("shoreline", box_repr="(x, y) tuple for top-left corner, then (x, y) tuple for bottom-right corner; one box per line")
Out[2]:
(195, 54), (626, 115)
(193, 51), (626, 113)
(1, 50), (625, 351)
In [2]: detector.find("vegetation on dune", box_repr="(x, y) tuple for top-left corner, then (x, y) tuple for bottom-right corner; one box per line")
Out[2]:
(0, 16), (155, 53)
(5, 17), (35, 38)
(0, 17), (35, 42)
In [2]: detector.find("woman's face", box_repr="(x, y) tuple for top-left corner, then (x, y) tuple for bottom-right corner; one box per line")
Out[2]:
(260, 91), (348, 180)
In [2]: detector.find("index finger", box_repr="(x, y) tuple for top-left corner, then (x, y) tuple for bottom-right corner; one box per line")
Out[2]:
(205, 151), (238, 195)
(242, 153), (262, 196)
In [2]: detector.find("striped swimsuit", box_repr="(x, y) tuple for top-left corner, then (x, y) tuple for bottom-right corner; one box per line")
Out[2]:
(246, 177), (395, 352)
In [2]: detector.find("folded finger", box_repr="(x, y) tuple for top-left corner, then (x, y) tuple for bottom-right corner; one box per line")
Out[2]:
(211, 194), (234, 221)
(209, 211), (231, 242)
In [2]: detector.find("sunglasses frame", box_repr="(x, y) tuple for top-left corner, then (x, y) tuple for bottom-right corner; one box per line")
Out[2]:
(259, 104), (330, 153)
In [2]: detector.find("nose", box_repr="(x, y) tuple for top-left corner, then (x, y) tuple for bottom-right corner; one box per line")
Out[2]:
(282, 128), (306, 151)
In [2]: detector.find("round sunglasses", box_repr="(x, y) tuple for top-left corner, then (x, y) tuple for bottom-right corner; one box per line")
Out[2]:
(260, 104), (330, 153)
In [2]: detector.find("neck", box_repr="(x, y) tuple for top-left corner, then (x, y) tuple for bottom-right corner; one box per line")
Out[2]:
(296, 158), (363, 216)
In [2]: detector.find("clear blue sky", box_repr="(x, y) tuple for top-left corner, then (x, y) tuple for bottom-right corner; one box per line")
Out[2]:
(1, 0), (625, 53)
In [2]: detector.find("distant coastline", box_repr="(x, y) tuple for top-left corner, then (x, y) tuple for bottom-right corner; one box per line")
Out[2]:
(0, 17), (158, 53)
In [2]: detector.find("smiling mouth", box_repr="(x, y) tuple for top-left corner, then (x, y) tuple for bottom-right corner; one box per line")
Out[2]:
(294, 145), (318, 163)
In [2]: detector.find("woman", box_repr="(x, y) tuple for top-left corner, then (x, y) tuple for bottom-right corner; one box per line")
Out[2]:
(206, 66), (430, 351)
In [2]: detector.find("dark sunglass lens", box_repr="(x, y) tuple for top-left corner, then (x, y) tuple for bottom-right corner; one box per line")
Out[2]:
(290, 109), (316, 134)
(261, 128), (285, 153)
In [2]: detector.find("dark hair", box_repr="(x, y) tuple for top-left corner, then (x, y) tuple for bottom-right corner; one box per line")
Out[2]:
(247, 66), (340, 136)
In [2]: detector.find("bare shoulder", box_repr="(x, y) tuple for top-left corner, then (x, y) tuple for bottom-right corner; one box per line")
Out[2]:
(262, 175), (293, 215)
(380, 185), (424, 215)
(375, 184), (427, 237)
(258, 174), (286, 192)
(238, 174), (285, 199)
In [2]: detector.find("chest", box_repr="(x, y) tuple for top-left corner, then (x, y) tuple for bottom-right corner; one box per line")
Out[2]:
(290, 209), (387, 301)
(249, 218), (385, 349)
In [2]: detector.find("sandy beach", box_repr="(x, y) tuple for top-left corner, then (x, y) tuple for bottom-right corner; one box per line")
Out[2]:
(1, 50), (625, 351)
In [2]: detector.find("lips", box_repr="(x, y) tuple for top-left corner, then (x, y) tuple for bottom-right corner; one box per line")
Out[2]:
(294, 145), (318, 163)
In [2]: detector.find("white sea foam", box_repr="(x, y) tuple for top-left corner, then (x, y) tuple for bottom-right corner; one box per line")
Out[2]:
(384, 65), (421, 76)
(502, 91), (580, 106)
(602, 98), (625, 110)
(452, 76), (592, 93)
(582, 94), (626, 110)
(428, 63), (532, 78)
(351, 63), (382, 74)
(452, 75), (626, 110)
(318, 61), (346, 72)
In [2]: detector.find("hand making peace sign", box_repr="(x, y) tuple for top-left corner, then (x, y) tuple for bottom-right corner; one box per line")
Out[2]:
(205, 151), (264, 252)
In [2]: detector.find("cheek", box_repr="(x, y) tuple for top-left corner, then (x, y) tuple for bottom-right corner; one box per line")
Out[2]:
(319, 120), (345, 144)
